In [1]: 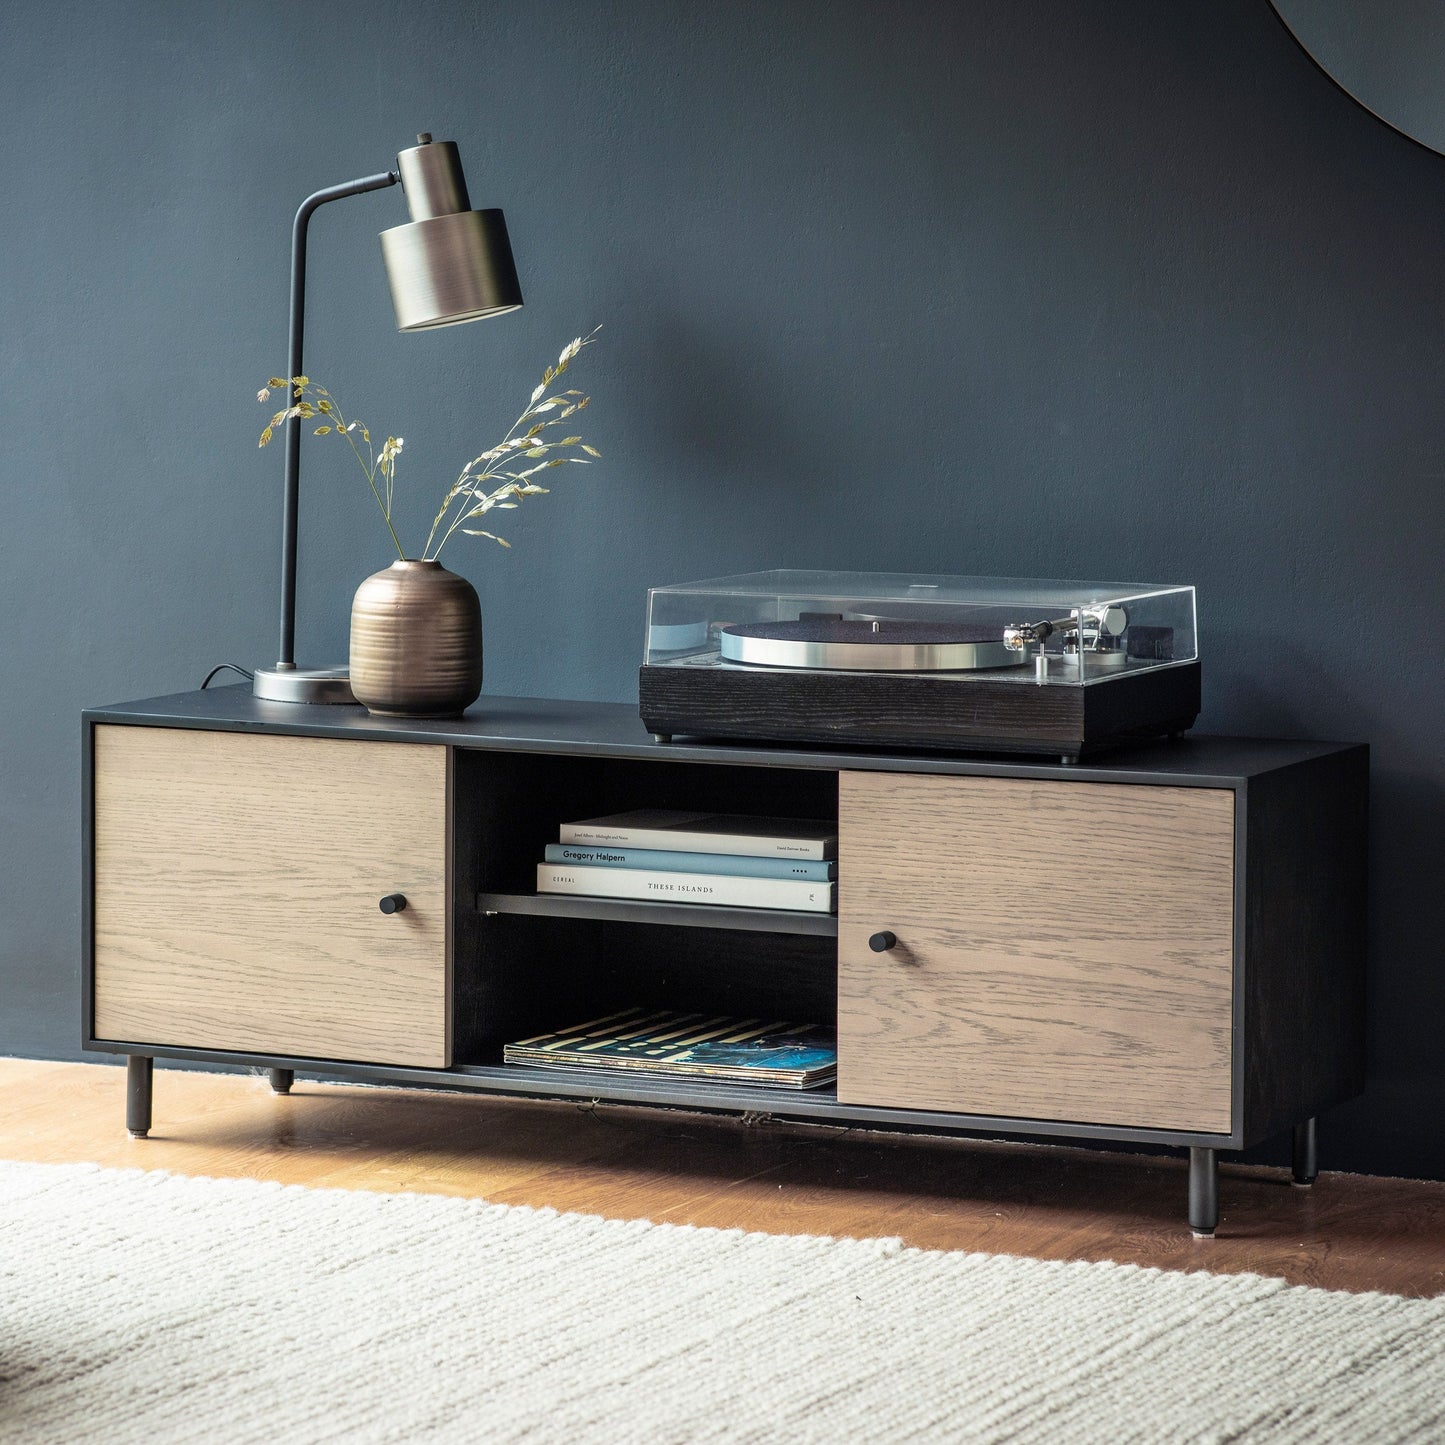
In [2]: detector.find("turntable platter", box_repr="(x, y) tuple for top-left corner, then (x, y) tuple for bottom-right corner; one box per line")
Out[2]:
(718, 618), (1023, 672)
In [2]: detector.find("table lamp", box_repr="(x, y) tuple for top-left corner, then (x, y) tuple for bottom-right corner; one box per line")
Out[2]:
(253, 133), (523, 704)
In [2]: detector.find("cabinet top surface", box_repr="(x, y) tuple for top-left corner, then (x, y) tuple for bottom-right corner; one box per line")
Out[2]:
(83, 687), (1364, 784)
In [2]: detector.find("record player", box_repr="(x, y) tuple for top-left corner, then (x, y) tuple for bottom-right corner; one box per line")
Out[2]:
(638, 570), (1201, 760)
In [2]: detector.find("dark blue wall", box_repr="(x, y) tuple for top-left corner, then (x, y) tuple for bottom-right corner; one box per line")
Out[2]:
(3, 1), (1441, 1177)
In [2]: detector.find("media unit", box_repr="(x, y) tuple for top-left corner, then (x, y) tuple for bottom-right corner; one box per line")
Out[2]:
(82, 688), (1368, 1236)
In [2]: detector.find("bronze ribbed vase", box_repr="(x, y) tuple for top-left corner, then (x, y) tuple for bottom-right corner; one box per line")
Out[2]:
(349, 559), (482, 717)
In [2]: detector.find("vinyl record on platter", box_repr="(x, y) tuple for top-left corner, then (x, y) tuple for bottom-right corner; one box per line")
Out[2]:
(718, 618), (1024, 672)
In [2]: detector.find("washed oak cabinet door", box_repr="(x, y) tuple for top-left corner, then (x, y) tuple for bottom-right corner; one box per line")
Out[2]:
(837, 771), (1235, 1133)
(92, 726), (449, 1068)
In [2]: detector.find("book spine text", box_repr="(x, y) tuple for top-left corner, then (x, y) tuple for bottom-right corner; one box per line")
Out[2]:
(537, 864), (835, 913)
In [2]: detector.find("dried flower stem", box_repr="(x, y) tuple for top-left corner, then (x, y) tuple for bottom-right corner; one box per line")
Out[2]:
(424, 326), (602, 559)
(329, 395), (406, 562)
(256, 329), (600, 563)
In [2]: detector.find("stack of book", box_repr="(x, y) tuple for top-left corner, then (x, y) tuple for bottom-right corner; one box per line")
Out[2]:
(504, 1007), (838, 1089)
(536, 809), (837, 914)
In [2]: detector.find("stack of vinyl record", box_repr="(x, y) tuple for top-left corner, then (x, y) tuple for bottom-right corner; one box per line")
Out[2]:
(504, 1007), (837, 1090)
(536, 809), (837, 914)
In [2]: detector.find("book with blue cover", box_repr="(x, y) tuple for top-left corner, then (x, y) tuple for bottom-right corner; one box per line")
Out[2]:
(558, 810), (837, 861)
(543, 843), (836, 882)
(503, 1007), (837, 1089)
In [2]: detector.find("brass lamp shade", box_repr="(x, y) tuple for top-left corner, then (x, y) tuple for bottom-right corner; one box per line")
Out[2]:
(381, 210), (522, 330)
(380, 137), (523, 331)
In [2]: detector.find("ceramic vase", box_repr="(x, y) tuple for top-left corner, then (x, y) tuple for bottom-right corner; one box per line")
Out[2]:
(349, 559), (482, 718)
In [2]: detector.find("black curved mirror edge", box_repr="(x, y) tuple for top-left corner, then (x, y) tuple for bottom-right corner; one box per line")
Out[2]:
(1270, 0), (1445, 158)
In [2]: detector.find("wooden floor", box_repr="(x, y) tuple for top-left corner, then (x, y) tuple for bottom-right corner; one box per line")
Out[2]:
(4, 1058), (1443, 1298)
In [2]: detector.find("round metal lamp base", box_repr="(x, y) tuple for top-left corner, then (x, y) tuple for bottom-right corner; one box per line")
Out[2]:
(252, 665), (357, 705)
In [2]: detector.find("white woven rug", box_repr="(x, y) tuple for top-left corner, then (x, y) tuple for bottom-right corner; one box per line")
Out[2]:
(1, 1161), (1441, 1444)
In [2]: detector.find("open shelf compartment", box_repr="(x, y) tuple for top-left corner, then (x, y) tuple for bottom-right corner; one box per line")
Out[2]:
(452, 746), (840, 1074)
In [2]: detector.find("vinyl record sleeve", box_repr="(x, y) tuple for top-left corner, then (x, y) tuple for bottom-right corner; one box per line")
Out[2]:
(504, 1007), (838, 1089)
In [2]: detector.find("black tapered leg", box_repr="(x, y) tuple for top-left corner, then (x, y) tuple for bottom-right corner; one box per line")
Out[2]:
(269, 1068), (294, 1095)
(1188, 1147), (1218, 1235)
(126, 1055), (153, 1139)
(1292, 1117), (1318, 1186)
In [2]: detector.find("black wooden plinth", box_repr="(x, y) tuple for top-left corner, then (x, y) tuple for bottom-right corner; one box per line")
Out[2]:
(639, 660), (1201, 759)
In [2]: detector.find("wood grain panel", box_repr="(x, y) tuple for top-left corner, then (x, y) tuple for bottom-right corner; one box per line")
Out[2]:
(93, 726), (449, 1066)
(838, 772), (1234, 1132)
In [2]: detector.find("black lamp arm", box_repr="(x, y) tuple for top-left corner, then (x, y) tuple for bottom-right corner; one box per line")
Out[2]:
(276, 170), (399, 671)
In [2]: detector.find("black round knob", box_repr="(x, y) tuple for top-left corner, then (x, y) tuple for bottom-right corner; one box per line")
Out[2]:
(868, 930), (897, 953)
(379, 894), (408, 914)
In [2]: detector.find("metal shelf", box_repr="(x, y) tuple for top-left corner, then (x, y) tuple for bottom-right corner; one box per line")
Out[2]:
(475, 890), (839, 937)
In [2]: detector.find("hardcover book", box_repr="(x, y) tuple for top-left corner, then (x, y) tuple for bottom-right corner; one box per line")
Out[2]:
(503, 1007), (837, 1089)
(557, 809), (838, 861)
(537, 863), (836, 913)
(542, 843), (836, 882)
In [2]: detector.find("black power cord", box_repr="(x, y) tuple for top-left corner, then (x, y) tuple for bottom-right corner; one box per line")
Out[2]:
(200, 663), (255, 689)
